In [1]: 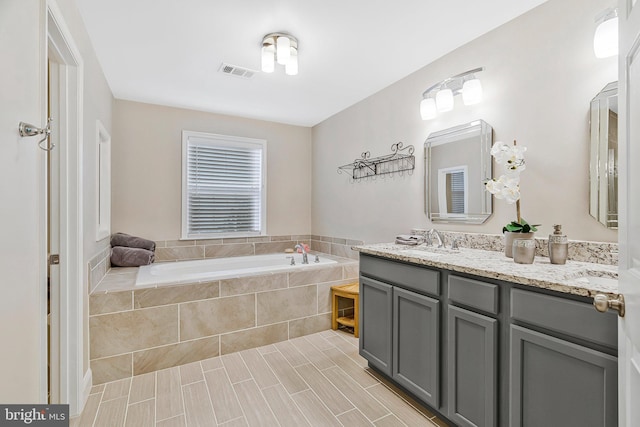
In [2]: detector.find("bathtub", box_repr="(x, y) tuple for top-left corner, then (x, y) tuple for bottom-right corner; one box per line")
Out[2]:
(136, 252), (337, 287)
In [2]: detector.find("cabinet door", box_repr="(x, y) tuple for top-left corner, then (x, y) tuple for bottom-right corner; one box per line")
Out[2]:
(510, 325), (618, 427)
(359, 276), (393, 375)
(448, 305), (497, 427)
(392, 287), (440, 408)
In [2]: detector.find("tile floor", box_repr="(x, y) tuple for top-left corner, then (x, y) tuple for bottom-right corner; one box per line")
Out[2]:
(71, 329), (447, 427)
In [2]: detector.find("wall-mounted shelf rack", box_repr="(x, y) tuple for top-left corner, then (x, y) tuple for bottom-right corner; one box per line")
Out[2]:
(338, 142), (415, 180)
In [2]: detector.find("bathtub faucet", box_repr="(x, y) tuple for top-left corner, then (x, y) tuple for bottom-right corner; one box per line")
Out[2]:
(295, 244), (309, 264)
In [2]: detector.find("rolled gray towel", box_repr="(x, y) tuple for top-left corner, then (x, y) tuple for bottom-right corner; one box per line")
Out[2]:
(110, 232), (156, 251)
(111, 246), (155, 267)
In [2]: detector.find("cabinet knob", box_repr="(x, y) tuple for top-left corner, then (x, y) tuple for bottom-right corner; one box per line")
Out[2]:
(593, 294), (625, 317)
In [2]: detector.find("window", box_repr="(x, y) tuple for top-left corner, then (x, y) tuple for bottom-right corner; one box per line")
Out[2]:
(437, 165), (468, 217)
(182, 131), (266, 239)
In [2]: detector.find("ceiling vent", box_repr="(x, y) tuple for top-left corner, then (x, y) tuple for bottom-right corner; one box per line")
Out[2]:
(218, 63), (256, 79)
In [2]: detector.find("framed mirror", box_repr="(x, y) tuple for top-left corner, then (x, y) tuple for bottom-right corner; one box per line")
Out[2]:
(425, 120), (493, 224)
(589, 82), (618, 229)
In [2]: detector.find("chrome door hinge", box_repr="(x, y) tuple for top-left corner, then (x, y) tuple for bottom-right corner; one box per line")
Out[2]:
(49, 254), (60, 265)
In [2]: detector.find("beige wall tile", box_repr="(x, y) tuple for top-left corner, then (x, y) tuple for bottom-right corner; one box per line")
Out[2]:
(91, 353), (132, 385)
(269, 235), (292, 241)
(332, 244), (359, 260)
(125, 400), (155, 427)
(155, 246), (204, 262)
(204, 243), (254, 259)
(102, 378), (131, 401)
(134, 281), (219, 308)
(247, 236), (270, 243)
(133, 336), (219, 376)
(165, 240), (195, 247)
(183, 381), (215, 426)
(317, 280), (354, 314)
(257, 285), (317, 326)
(343, 263), (360, 280)
(156, 367), (184, 421)
(94, 396), (127, 427)
(195, 238), (223, 245)
(291, 234), (311, 241)
(262, 384), (311, 427)
(90, 305), (179, 359)
(221, 323), (288, 354)
(203, 369), (244, 424)
(288, 265), (343, 287)
(179, 361), (204, 385)
(311, 240), (332, 254)
(180, 294), (255, 340)
(129, 372), (156, 404)
(295, 363), (354, 415)
(219, 273), (287, 297)
(233, 380), (279, 426)
(254, 241), (295, 254)
(239, 348), (279, 389)
(291, 390), (342, 427)
(262, 351), (308, 394)
(222, 237), (248, 244)
(288, 314), (331, 339)
(90, 291), (133, 315)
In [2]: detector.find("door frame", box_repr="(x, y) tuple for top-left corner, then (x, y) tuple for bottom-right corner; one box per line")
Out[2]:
(44, 0), (86, 415)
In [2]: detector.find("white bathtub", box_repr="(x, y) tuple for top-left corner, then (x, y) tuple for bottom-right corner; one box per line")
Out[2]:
(136, 253), (337, 287)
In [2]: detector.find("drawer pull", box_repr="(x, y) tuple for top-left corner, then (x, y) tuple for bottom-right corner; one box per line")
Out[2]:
(593, 294), (625, 317)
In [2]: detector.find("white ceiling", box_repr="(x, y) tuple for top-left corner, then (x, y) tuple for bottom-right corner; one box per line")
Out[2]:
(76, 0), (547, 127)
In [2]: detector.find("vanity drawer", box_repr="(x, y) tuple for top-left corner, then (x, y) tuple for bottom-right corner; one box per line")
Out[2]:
(510, 288), (617, 349)
(360, 255), (440, 297)
(448, 275), (499, 315)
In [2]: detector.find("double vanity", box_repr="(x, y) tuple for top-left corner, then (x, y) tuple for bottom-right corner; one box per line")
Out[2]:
(354, 243), (618, 427)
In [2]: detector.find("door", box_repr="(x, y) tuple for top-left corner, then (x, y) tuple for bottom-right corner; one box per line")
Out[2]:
(0, 0), (48, 402)
(359, 276), (393, 375)
(618, 0), (640, 425)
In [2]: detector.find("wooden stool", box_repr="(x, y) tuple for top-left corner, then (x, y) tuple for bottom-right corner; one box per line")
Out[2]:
(331, 283), (359, 337)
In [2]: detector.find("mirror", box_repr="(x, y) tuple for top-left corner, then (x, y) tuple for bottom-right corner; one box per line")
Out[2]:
(589, 82), (618, 229)
(425, 120), (493, 224)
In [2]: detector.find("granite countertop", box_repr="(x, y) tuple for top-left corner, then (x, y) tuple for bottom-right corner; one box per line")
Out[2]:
(354, 243), (619, 298)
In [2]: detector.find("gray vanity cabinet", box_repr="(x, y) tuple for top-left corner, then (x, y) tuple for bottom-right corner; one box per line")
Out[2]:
(359, 276), (393, 375)
(393, 287), (440, 408)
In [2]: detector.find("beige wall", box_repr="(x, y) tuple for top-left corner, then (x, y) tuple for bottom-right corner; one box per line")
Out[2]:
(312, 0), (618, 244)
(111, 100), (312, 241)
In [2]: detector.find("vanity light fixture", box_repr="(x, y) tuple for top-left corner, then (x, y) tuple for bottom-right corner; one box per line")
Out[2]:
(261, 33), (298, 75)
(420, 67), (484, 120)
(593, 8), (618, 59)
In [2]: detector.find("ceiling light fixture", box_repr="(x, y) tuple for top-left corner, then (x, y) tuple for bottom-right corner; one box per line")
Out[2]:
(261, 33), (298, 75)
(593, 8), (618, 59)
(420, 67), (484, 120)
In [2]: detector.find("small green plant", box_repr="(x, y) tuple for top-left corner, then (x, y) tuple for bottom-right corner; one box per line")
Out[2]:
(503, 219), (540, 234)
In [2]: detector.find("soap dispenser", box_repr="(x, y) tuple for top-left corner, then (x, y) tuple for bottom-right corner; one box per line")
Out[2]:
(548, 224), (568, 265)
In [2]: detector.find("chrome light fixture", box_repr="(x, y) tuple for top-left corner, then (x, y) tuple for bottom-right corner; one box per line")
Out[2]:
(594, 8), (618, 58)
(420, 67), (484, 120)
(262, 33), (298, 75)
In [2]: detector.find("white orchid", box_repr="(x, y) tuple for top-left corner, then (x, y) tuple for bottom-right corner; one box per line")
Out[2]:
(485, 175), (520, 204)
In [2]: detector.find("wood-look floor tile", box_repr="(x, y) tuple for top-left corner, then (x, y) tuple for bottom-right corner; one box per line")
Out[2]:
(90, 384), (105, 395)
(94, 396), (127, 427)
(290, 337), (335, 370)
(374, 414), (409, 427)
(180, 361), (204, 385)
(257, 344), (277, 354)
(337, 408), (375, 426)
(156, 414), (186, 427)
(290, 389), (342, 427)
(102, 378), (131, 401)
(156, 367), (184, 421)
(233, 379), (278, 426)
(262, 351), (309, 394)
(325, 334), (368, 367)
(366, 384), (434, 426)
(201, 355), (223, 371)
(218, 417), (249, 427)
(129, 372), (155, 404)
(294, 363), (353, 415)
(304, 333), (334, 351)
(221, 352), (252, 383)
(323, 366), (389, 421)
(323, 347), (378, 388)
(125, 399), (154, 427)
(239, 348), (279, 389)
(74, 392), (101, 426)
(203, 368), (244, 424)
(274, 340), (310, 367)
(183, 381), (216, 427)
(261, 384), (311, 427)
(366, 369), (437, 420)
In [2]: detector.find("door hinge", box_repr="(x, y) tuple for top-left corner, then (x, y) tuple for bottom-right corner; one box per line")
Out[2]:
(49, 254), (60, 265)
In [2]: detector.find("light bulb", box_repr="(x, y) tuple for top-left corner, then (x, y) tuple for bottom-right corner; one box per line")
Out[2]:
(276, 36), (291, 65)
(420, 98), (437, 120)
(594, 16), (618, 58)
(462, 78), (483, 105)
(436, 88), (454, 112)
(261, 44), (275, 73)
(285, 47), (298, 75)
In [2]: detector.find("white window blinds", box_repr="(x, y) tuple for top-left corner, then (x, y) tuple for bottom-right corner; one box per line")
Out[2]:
(182, 131), (266, 239)
(448, 171), (466, 214)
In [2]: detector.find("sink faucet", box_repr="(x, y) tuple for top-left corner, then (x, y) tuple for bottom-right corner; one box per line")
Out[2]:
(295, 243), (309, 264)
(428, 229), (445, 248)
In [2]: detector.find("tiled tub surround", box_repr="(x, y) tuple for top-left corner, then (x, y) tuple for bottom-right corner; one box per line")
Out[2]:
(88, 245), (111, 293)
(89, 255), (359, 385)
(410, 229), (618, 265)
(354, 243), (619, 298)
(310, 235), (363, 260)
